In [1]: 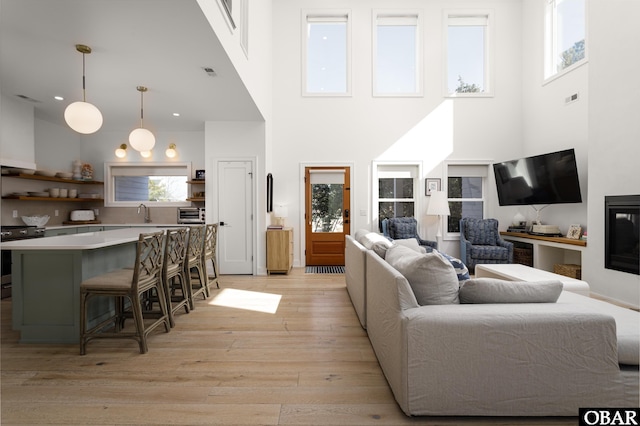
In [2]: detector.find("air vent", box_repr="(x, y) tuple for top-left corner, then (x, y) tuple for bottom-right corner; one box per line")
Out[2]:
(565, 92), (579, 105)
(203, 67), (217, 77)
(15, 94), (41, 103)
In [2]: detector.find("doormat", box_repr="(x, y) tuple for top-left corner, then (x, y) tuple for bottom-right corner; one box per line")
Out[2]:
(305, 266), (345, 274)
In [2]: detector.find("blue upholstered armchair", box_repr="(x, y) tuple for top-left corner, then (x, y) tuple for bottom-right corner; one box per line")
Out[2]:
(459, 218), (513, 272)
(383, 217), (438, 251)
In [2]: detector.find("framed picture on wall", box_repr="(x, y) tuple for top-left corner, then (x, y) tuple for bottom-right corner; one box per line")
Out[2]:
(426, 178), (441, 196)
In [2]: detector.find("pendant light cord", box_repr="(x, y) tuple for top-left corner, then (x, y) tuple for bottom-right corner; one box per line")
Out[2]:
(82, 52), (87, 102)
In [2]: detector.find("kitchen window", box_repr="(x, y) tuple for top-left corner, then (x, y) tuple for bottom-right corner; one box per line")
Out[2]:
(105, 162), (191, 207)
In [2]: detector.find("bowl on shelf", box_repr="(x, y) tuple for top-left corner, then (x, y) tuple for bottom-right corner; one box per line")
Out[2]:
(21, 215), (50, 227)
(35, 170), (56, 177)
(8, 168), (36, 175)
(56, 172), (73, 179)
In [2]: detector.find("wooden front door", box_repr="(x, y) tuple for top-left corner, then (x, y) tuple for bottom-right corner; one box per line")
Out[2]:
(304, 166), (351, 266)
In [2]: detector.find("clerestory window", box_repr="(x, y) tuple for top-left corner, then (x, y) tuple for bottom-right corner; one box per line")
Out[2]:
(544, 0), (586, 81)
(373, 11), (422, 96)
(445, 12), (492, 97)
(302, 10), (351, 96)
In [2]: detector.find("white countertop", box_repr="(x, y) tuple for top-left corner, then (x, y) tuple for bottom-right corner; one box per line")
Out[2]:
(44, 223), (179, 230)
(1, 227), (173, 250)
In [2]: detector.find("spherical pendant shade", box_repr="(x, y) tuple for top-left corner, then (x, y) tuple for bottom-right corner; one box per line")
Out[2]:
(64, 101), (103, 134)
(129, 127), (156, 152)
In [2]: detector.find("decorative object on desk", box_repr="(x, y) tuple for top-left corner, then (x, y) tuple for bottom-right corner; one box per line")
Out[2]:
(195, 169), (205, 180)
(73, 160), (82, 180)
(129, 86), (156, 152)
(64, 44), (103, 135)
(426, 190), (450, 247)
(81, 163), (93, 180)
(567, 224), (582, 240)
(115, 144), (127, 158)
(273, 204), (288, 227)
(266, 173), (273, 212)
(425, 178), (440, 196)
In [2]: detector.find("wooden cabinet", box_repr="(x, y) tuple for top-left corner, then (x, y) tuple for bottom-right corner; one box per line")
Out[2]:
(266, 228), (293, 274)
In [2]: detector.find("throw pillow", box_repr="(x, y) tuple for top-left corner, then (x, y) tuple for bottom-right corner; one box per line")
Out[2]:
(437, 251), (470, 281)
(358, 232), (392, 250)
(459, 278), (563, 303)
(372, 239), (426, 259)
(385, 244), (460, 305)
(394, 238), (427, 254)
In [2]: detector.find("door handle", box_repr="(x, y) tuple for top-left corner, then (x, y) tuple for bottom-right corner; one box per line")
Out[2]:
(220, 222), (225, 226)
(344, 209), (349, 218)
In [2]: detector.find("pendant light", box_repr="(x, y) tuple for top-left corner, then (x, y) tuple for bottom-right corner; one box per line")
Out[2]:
(115, 144), (127, 158)
(165, 143), (177, 158)
(129, 86), (156, 152)
(64, 44), (103, 134)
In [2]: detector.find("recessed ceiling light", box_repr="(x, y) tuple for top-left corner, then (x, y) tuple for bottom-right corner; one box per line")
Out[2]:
(172, 112), (180, 117)
(54, 96), (64, 101)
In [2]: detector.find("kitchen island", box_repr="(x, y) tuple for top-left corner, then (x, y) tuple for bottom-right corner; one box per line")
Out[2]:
(3, 227), (172, 343)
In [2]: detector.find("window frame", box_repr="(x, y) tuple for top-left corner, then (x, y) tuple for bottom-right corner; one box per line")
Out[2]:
(543, 0), (587, 83)
(372, 161), (422, 232)
(444, 162), (490, 240)
(104, 162), (192, 208)
(372, 10), (423, 97)
(301, 9), (352, 97)
(443, 10), (494, 98)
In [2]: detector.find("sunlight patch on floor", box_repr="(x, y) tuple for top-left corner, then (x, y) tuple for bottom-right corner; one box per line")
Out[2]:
(209, 288), (282, 314)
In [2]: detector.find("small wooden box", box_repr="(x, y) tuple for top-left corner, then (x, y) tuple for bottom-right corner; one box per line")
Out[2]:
(553, 263), (582, 279)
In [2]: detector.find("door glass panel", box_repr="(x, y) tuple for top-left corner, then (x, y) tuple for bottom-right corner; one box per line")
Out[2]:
(311, 183), (344, 233)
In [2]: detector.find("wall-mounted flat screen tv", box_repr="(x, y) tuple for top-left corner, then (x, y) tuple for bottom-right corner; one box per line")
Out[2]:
(493, 148), (582, 206)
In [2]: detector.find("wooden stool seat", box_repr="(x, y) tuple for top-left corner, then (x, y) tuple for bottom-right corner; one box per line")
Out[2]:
(79, 231), (170, 355)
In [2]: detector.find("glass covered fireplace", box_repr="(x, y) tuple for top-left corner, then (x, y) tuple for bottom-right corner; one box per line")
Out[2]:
(605, 195), (640, 275)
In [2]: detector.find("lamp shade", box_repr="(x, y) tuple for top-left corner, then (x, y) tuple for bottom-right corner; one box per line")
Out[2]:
(129, 127), (156, 151)
(115, 144), (127, 158)
(64, 101), (103, 134)
(274, 204), (288, 218)
(427, 191), (450, 216)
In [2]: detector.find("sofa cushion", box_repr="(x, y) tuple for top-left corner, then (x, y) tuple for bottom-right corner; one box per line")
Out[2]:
(357, 231), (392, 250)
(385, 245), (460, 305)
(372, 239), (427, 259)
(459, 278), (563, 304)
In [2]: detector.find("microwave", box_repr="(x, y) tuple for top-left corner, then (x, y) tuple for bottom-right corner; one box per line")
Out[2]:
(177, 207), (205, 224)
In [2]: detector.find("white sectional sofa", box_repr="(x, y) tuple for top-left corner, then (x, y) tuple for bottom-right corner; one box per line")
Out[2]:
(345, 231), (639, 416)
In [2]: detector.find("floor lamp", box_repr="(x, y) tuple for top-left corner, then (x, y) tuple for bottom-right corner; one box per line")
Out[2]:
(426, 191), (450, 249)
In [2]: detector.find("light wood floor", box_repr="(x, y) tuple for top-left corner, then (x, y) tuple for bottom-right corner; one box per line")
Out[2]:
(1, 269), (576, 425)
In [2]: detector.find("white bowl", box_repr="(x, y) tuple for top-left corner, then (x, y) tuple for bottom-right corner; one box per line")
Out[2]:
(35, 170), (56, 177)
(8, 168), (36, 175)
(21, 215), (50, 227)
(56, 172), (73, 179)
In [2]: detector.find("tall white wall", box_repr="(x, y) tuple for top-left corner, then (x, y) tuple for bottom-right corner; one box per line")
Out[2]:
(518, 0), (589, 233)
(272, 0), (523, 262)
(584, 0), (640, 307)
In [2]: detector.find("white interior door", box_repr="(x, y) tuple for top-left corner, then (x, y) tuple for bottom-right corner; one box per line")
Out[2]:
(218, 160), (253, 274)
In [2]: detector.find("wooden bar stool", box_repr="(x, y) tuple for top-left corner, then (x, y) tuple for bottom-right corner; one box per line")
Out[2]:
(79, 231), (170, 355)
(162, 227), (190, 327)
(185, 225), (207, 310)
(202, 223), (220, 292)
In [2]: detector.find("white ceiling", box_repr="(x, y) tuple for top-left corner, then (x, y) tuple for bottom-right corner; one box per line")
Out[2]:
(0, 0), (262, 133)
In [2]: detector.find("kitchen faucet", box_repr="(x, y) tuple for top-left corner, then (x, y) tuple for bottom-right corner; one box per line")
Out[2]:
(137, 203), (151, 223)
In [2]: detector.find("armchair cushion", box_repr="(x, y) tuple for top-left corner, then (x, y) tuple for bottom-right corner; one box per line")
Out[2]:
(459, 278), (563, 304)
(465, 218), (499, 246)
(385, 244), (460, 305)
(470, 245), (510, 261)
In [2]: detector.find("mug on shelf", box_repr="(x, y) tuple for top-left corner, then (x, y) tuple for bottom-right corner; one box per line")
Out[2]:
(68, 189), (77, 198)
(49, 188), (59, 198)
(59, 188), (68, 198)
